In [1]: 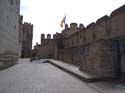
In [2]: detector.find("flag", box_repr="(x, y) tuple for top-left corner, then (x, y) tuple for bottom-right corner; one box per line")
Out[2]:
(60, 15), (66, 28)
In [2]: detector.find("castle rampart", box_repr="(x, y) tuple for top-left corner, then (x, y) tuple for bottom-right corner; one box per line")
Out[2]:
(57, 4), (125, 78)
(34, 4), (125, 78)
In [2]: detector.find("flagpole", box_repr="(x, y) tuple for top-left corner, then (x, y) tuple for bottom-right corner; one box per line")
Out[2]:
(64, 14), (66, 28)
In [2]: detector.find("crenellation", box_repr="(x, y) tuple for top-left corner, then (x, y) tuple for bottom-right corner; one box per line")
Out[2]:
(70, 23), (78, 30)
(110, 4), (125, 17)
(65, 24), (69, 29)
(96, 15), (109, 23)
(47, 34), (51, 39)
(34, 5), (125, 78)
(110, 5), (125, 37)
(79, 23), (84, 30)
(41, 34), (45, 39)
(53, 34), (56, 39)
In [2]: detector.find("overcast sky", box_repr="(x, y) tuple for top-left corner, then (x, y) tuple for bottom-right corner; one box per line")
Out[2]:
(20, 0), (125, 46)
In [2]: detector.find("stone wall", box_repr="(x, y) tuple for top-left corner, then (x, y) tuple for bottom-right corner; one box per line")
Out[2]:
(58, 5), (125, 78)
(0, 0), (20, 55)
(34, 38), (57, 59)
(36, 45), (55, 58)
(110, 5), (125, 37)
(80, 39), (120, 78)
(21, 22), (33, 58)
(0, 0), (20, 66)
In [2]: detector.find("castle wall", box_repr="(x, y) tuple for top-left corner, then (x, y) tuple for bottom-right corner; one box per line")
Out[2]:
(36, 45), (55, 58)
(110, 5), (125, 37)
(78, 31), (84, 46)
(57, 5), (125, 78)
(34, 5), (125, 78)
(80, 39), (120, 77)
(0, 0), (20, 55)
(110, 5), (125, 76)
(95, 15), (111, 40)
(35, 36), (57, 59)
(85, 23), (95, 44)
(62, 23), (79, 38)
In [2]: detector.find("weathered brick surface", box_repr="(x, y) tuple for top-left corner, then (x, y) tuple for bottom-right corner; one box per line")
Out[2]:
(110, 5), (125, 37)
(85, 23), (95, 44)
(95, 15), (111, 40)
(80, 39), (120, 78)
(63, 48), (73, 63)
(72, 47), (81, 65)
(78, 31), (85, 46)
(35, 5), (125, 78)
(59, 5), (125, 78)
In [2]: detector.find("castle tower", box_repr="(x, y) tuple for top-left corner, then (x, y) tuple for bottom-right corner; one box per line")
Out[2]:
(41, 34), (45, 44)
(47, 34), (51, 39)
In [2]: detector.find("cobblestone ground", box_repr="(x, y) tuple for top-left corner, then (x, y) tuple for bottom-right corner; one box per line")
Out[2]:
(0, 59), (99, 93)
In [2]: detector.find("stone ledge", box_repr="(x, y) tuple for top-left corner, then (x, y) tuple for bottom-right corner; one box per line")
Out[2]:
(42, 59), (118, 83)
(0, 61), (17, 71)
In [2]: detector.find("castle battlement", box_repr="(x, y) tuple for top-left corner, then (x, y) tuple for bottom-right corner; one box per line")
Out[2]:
(34, 4), (125, 78)
(62, 4), (125, 48)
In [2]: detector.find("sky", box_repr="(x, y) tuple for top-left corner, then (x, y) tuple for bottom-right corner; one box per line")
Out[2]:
(20, 0), (125, 46)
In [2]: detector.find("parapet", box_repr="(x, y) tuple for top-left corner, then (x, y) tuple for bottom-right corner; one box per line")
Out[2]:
(47, 34), (51, 39)
(65, 24), (68, 29)
(110, 4), (125, 17)
(41, 34), (45, 39)
(70, 23), (78, 30)
(86, 22), (95, 29)
(96, 15), (109, 23)
(53, 34), (56, 39)
(79, 24), (84, 30)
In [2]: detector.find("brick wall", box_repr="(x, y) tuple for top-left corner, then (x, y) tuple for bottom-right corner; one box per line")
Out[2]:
(57, 5), (125, 78)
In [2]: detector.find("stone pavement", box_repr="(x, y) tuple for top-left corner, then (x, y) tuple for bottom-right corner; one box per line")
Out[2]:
(42, 59), (125, 93)
(0, 58), (99, 93)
